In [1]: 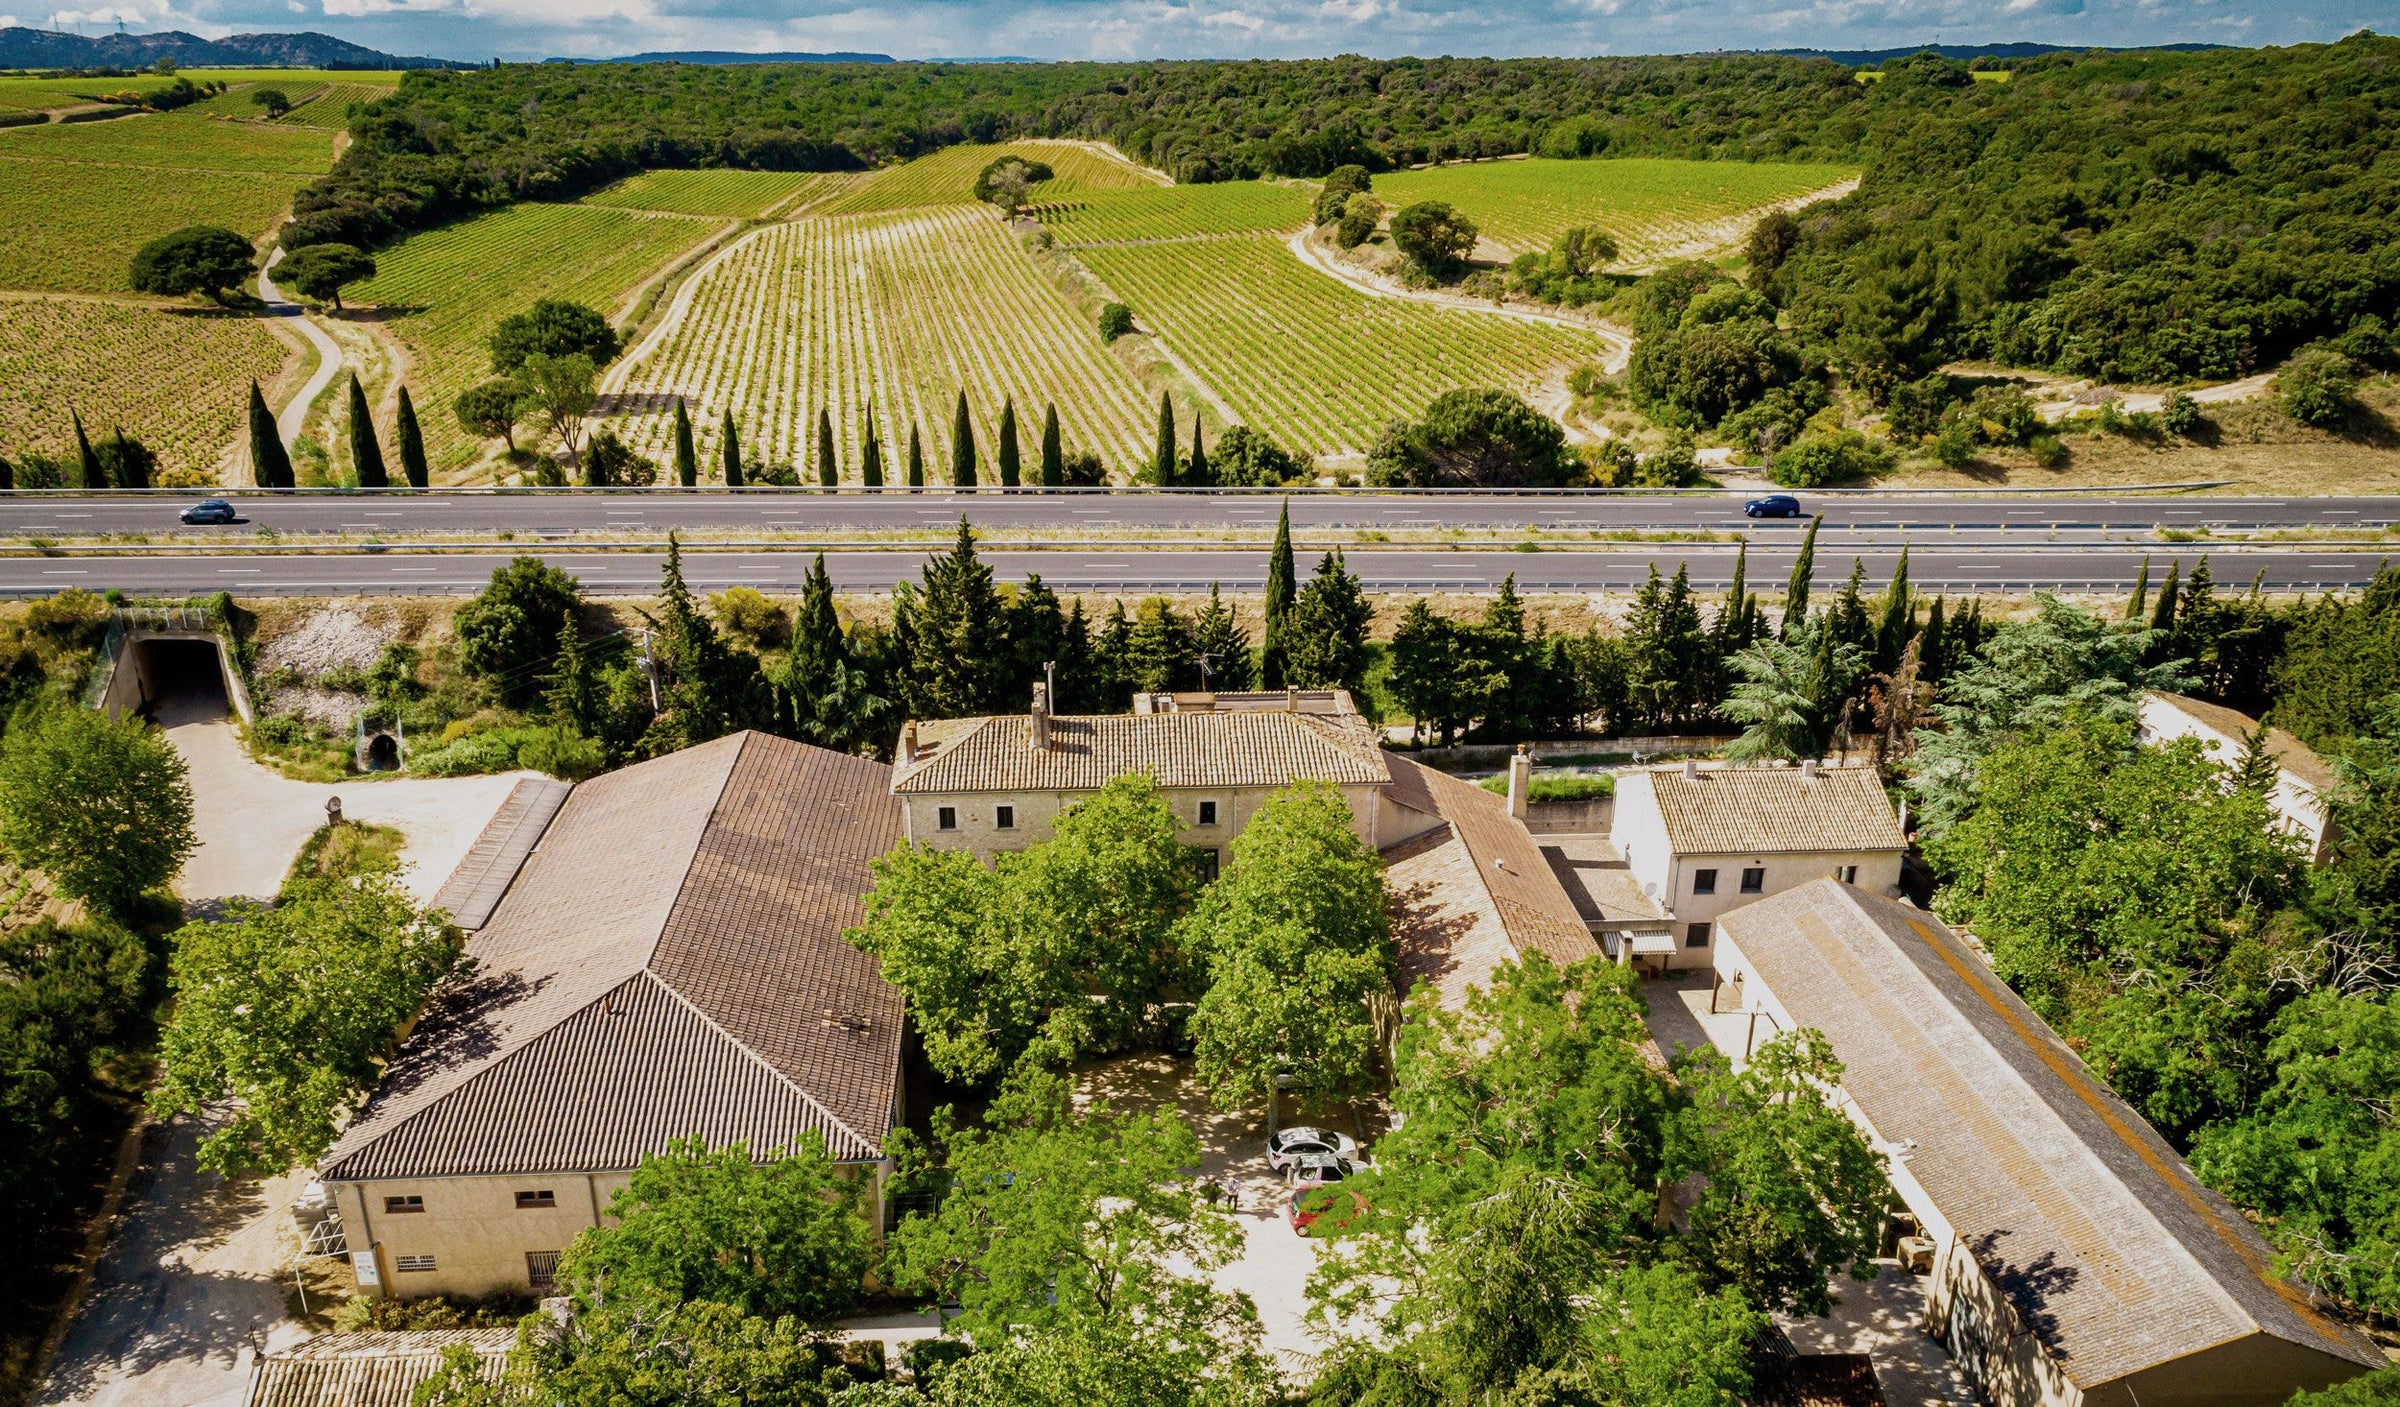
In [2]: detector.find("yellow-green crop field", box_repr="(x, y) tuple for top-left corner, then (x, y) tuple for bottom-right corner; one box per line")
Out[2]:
(1039, 181), (1311, 245)
(1077, 233), (1605, 457)
(0, 296), (290, 472)
(583, 169), (822, 220)
(818, 139), (1165, 215)
(0, 109), (337, 173)
(1371, 157), (1857, 258)
(0, 160), (308, 293)
(606, 205), (1157, 480)
(353, 202), (721, 475)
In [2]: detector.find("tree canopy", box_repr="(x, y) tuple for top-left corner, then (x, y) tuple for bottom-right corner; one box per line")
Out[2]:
(129, 224), (254, 303)
(0, 707), (194, 915)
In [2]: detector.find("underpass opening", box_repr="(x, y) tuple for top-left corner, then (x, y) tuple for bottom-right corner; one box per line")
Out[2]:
(127, 638), (230, 727)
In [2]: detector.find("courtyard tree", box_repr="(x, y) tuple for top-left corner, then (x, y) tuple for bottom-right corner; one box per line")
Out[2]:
(453, 556), (583, 707)
(0, 707), (195, 915)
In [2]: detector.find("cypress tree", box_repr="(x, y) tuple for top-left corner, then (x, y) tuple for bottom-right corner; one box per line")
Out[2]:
(2150, 559), (2181, 635)
(1187, 416), (1208, 486)
(862, 409), (884, 488)
(817, 407), (838, 488)
(109, 427), (149, 489)
(721, 412), (744, 487)
(1919, 597), (1949, 683)
(1152, 390), (1176, 486)
(1261, 499), (1296, 687)
(997, 397), (1020, 488)
(1874, 546), (1913, 672)
(0, 456), (12, 492)
(1040, 402), (1063, 489)
(2124, 558), (2151, 621)
(673, 399), (697, 488)
(907, 422), (925, 488)
(1714, 540), (1753, 650)
(1780, 514), (1821, 640)
(347, 374), (389, 488)
(73, 411), (104, 490)
(247, 380), (293, 489)
(395, 386), (429, 488)
(951, 392), (978, 488)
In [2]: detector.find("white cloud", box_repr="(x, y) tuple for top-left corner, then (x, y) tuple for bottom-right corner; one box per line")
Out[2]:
(1201, 6), (1263, 28)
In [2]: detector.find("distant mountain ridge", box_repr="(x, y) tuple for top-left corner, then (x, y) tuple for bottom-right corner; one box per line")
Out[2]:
(548, 49), (894, 65)
(1762, 40), (2231, 66)
(0, 26), (462, 70)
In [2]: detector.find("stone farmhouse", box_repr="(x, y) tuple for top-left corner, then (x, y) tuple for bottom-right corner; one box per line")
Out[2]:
(2138, 691), (2339, 864)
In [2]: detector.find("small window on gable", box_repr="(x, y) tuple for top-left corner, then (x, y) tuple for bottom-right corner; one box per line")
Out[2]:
(516, 1190), (557, 1210)
(1198, 800), (1219, 827)
(937, 806), (958, 831)
(384, 1195), (425, 1215)
(996, 805), (1016, 831)
(1692, 868), (1717, 895)
(1740, 867), (1765, 894)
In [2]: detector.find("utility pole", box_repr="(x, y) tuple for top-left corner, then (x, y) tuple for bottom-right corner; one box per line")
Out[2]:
(1197, 652), (1215, 692)
(639, 627), (660, 711)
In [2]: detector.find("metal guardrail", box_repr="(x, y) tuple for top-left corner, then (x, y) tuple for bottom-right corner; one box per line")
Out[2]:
(0, 480), (2245, 499)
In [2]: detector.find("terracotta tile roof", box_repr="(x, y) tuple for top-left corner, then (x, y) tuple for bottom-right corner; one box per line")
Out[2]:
(322, 734), (903, 1181)
(248, 1330), (516, 1407)
(1629, 765), (1906, 856)
(1716, 882), (2384, 1390)
(2147, 692), (2337, 791)
(891, 710), (1389, 793)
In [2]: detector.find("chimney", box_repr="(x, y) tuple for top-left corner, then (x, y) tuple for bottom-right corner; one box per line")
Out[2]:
(1506, 748), (1531, 822)
(1286, 685), (1298, 713)
(1681, 759), (1699, 781)
(1801, 758), (1820, 781)
(899, 721), (917, 765)
(1029, 681), (1051, 752)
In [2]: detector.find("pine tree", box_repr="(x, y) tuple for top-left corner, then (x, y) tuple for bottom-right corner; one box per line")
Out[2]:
(395, 386), (429, 488)
(898, 520), (1008, 716)
(73, 411), (104, 490)
(1057, 597), (1098, 711)
(347, 374), (389, 488)
(781, 551), (848, 734)
(1287, 550), (1372, 694)
(543, 620), (599, 734)
(1152, 390), (1176, 486)
(247, 381), (293, 489)
(673, 399), (698, 488)
(951, 391), (978, 488)
(653, 533), (769, 746)
(1918, 597), (1949, 684)
(1625, 565), (1716, 730)
(1187, 416), (1208, 486)
(1004, 574), (1066, 705)
(1125, 598), (1197, 692)
(2150, 559), (2181, 635)
(1191, 583), (1254, 691)
(721, 412), (745, 487)
(1091, 599), (1135, 711)
(2125, 558), (2151, 621)
(1261, 500), (1296, 688)
(1781, 515), (1820, 640)
(1040, 402), (1063, 489)
(861, 409), (884, 489)
(817, 407), (838, 488)
(907, 423), (925, 489)
(997, 397), (1020, 488)
(1874, 546), (1913, 673)
(1714, 541), (1758, 651)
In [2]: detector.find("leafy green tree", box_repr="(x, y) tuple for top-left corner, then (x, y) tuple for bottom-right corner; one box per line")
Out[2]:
(489, 298), (620, 374)
(1212, 425), (1303, 487)
(251, 86), (290, 116)
(153, 868), (456, 1174)
(997, 397), (1020, 488)
(2271, 564), (2400, 750)
(2276, 345), (2360, 429)
(1039, 402), (1063, 488)
(2285, 1370), (2400, 1407)
(1287, 551), (1371, 695)
(275, 242), (374, 310)
(394, 386), (429, 487)
(0, 916), (147, 1257)
(130, 225), (254, 303)
(952, 390), (978, 488)
(345, 374), (388, 488)
(453, 556), (582, 708)
(562, 1136), (869, 1322)
(1123, 598), (1196, 693)
(1387, 599), (1466, 744)
(673, 399), (698, 487)
(1769, 429), (1890, 488)
(454, 378), (523, 453)
(1099, 301), (1135, 342)
(249, 379), (294, 488)
(1721, 638), (1831, 762)
(1366, 389), (1573, 488)
(1191, 584), (1253, 691)
(1388, 200), (1477, 278)
(1261, 501), (1296, 688)
(721, 410), (744, 486)
(516, 351), (597, 475)
(1152, 390), (1176, 486)
(0, 708), (194, 915)
(1185, 781), (1391, 1109)
(450, 1299), (871, 1407)
(1314, 164), (1370, 225)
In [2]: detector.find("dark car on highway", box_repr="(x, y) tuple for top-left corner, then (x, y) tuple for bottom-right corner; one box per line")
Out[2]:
(1743, 494), (1803, 519)
(178, 499), (238, 525)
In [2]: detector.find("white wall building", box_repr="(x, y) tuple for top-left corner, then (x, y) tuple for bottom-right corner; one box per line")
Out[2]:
(2138, 692), (2338, 865)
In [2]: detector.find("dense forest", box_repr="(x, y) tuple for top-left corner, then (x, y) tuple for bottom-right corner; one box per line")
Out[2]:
(292, 36), (2400, 389)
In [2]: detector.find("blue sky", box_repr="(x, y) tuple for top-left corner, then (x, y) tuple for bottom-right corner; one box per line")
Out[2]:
(12, 0), (2391, 64)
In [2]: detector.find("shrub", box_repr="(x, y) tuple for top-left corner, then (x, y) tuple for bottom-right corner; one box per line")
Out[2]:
(1366, 389), (1575, 488)
(1061, 450), (1108, 486)
(1388, 200), (1478, 278)
(2276, 344), (2360, 429)
(2159, 389), (2203, 437)
(1314, 164), (1370, 225)
(711, 586), (790, 649)
(1768, 429), (1891, 488)
(1886, 372), (1958, 439)
(2027, 433), (2069, 469)
(1098, 302), (1135, 342)
(453, 557), (582, 708)
(1333, 193), (1382, 250)
(583, 429), (656, 487)
(1642, 429), (1703, 487)
(1211, 425), (1306, 486)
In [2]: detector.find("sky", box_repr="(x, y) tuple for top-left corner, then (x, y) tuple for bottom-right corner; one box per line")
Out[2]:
(9, 0), (2392, 64)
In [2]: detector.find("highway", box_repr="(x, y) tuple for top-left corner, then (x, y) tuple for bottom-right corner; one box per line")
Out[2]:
(4, 544), (2386, 598)
(1, 490), (2395, 540)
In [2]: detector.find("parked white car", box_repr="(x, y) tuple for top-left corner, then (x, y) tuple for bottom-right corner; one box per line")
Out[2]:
(1265, 1126), (1359, 1172)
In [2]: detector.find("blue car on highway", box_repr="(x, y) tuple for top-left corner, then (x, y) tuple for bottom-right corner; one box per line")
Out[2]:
(1743, 494), (1803, 519)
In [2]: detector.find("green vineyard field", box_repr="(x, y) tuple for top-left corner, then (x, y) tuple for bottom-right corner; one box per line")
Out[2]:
(0, 296), (291, 473)
(1077, 233), (1604, 458)
(1372, 157), (1858, 258)
(818, 140), (1165, 215)
(352, 202), (722, 476)
(1038, 181), (1311, 246)
(0, 160), (311, 293)
(606, 205), (1156, 480)
(278, 83), (397, 126)
(0, 110), (339, 175)
(583, 169), (822, 220)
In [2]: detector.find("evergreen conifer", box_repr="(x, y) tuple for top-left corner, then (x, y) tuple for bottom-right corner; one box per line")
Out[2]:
(395, 386), (429, 488)
(347, 375), (389, 488)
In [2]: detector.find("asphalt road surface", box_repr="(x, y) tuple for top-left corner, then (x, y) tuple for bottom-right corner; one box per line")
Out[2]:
(3, 491), (2395, 540)
(6, 545), (2386, 598)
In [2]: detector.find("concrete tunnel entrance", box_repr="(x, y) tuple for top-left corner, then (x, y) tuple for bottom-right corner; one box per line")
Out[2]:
(130, 639), (232, 725)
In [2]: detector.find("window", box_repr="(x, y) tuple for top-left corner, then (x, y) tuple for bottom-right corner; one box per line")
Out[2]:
(515, 1190), (556, 1210)
(1740, 867), (1765, 894)
(1192, 847), (1220, 882)
(1837, 864), (1858, 885)
(1686, 923), (1712, 948)
(395, 1254), (438, 1273)
(526, 1251), (561, 1294)
(995, 805), (1016, 831)
(384, 1195), (424, 1215)
(936, 805), (957, 831)
(1197, 800), (1219, 827)
(1692, 868), (1718, 896)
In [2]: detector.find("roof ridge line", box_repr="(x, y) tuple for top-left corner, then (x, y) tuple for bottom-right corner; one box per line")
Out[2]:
(639, 968), (877, 1158)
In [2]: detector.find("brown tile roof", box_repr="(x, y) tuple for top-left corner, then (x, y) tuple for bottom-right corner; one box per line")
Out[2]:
(249, 1330), (516, 1407)
(2147, 692), (2338, 791)
(1715, 882), (2384, 1390)
(322, 734), (903, 1181)
(892, 710), (1390, 793)
(1631, 765), (1906, 856)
